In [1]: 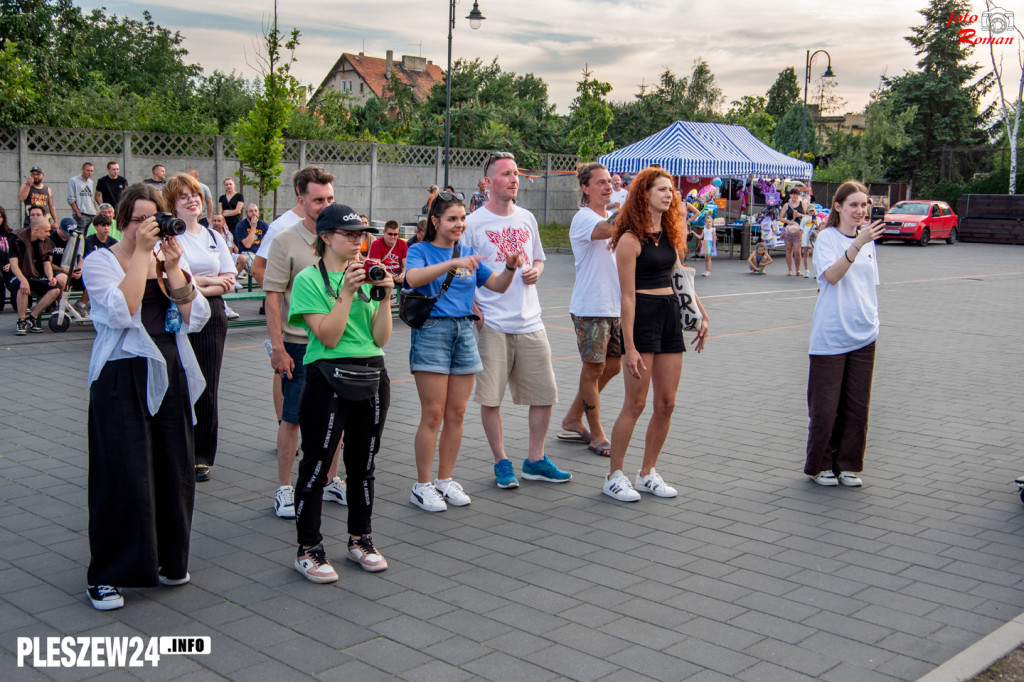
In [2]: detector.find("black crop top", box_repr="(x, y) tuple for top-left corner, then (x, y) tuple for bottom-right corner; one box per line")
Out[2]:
(635, 232), (676, 289)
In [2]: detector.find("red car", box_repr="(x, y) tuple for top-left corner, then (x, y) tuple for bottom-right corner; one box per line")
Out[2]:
(880, 200), (958, 246)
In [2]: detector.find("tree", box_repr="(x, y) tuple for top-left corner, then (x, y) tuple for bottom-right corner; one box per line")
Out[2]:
(766, 67), (800, 121)
(0, 42), (37, 128)
(234, 3), (300, 216)
(195, 71), (261, 133)
(882, 0), (994, 187)
(983, 0), (1024, 193)
(724, 95), (775, 144)
(815, 92), (917, 182)
(566, 67), (614, 161)
(773, 102), (819, 155)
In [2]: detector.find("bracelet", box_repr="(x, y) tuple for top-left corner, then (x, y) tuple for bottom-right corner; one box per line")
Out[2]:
(850, 243), (861, 251)
(844, 251), (855, 264)
(168, 283), (192, 299)
(170, 284), (197, 304)
(505, 263), (516, 271)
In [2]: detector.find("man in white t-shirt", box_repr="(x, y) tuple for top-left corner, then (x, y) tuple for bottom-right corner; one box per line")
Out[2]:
(464, 152), (571, 489)
(608, 174), (628, 215)
(558, 162), (622, 457)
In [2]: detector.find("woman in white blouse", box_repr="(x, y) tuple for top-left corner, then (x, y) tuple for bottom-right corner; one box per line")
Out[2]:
(164, 175), (236, 483)
(81, 183), (210, 611)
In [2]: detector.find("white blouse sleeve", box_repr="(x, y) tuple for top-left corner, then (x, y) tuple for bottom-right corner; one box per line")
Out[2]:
(81, 249), (141, 331)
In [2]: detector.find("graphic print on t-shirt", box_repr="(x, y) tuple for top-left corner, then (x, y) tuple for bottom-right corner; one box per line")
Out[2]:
(484, 226), (531, 266)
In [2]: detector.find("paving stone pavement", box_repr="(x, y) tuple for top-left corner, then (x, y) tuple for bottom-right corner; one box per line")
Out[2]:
(0, 241), (1021, 681)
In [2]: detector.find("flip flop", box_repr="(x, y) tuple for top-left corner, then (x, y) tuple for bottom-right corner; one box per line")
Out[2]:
(556, 429), (591, 444)
(587, 441), (611, 457)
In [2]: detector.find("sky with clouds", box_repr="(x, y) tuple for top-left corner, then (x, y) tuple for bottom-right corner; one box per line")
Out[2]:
(82, 0), (1012, 115)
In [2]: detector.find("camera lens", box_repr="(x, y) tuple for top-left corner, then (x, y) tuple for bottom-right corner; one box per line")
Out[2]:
(367, 264), (387, 281)
(154, 212), (186, 237)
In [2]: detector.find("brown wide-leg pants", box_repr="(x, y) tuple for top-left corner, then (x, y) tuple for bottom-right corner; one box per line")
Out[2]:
(803, 341), (876, 476)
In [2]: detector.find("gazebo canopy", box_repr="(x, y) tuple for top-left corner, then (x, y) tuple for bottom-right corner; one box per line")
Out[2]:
(599, 121), (813, 180)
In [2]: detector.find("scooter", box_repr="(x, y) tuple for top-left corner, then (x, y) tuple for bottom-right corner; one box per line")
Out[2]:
(48, 219), (92, 332)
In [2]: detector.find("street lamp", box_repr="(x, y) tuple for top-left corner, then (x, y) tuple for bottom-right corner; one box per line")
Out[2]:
(800, 49), (835, 160)
(444, 0), (485, 188)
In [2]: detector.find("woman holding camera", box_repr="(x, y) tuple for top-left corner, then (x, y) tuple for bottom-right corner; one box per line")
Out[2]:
(804, 180), (884, 487)
(606, 167), (709, 502)
(165, 175), (236, 482)
(82, 183), (210, 610)
(404, 193), (522, 512)
(287, 204), (392, 582)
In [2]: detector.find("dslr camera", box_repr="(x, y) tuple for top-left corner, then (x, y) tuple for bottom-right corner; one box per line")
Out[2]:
(153, 212), (186, 237)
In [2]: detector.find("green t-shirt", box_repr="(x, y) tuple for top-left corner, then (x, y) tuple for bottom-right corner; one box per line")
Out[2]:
(288, 265), (384, 364)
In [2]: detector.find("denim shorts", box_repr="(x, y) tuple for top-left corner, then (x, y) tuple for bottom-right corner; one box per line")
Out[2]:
(409, 317), (482, 375)
(280, 341), (307, 424)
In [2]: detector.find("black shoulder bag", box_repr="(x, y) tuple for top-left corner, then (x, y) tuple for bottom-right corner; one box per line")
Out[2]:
(306, 259), (382, 401)
(398, 242), (459, 328)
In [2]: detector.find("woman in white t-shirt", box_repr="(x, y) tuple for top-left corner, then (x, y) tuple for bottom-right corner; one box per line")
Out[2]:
(165, 175), (236, 483)
(804, 180), (885, 488)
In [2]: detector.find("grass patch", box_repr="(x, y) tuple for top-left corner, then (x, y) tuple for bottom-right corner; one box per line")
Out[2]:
(539, 221), (571, 249)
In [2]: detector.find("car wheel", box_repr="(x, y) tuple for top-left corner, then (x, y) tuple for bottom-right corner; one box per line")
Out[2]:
(947, 227), (958, 244)
(918, 228), (930, 247)
(48, 313), (70, 333)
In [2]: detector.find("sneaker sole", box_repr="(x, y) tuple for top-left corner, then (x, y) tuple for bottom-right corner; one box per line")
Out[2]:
(812, 478), (839, 487)
(294, 561), (338, 583)
(89, 597), (124, 611)
(638, 487), (678, 498)
(410, 493), (446, 512)
(158, 573), (190, 586)
(603, 488), (640, 502)
(275, 507), (296, 518)
(838, 479), (862, 487)
(442, 495), (471, 507)
(522, 473), (571, 483)
(496, 480), (520, 489)
(347, 554), (389, 572)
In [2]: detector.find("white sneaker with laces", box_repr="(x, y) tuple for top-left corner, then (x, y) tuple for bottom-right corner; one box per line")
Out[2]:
(812, 471), (839, 486)
(635, 468), (678, 498)
(323, 476), (347, 505)
(275, 485), (296, 518)
(838, 472), (863, 487)
(410, 482), (447, 512)
(224, 304), (240, 320)
(434, 478), (471, 506)
(603, 470), (641, 502)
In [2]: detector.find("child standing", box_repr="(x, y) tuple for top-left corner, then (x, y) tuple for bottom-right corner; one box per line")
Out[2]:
(699, 205), (717, 277)
(747, 242), (773, 274)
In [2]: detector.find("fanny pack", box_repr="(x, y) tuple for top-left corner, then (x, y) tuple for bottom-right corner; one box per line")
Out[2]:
(399, 242), (459, 328)
(309, 360), (381, 401)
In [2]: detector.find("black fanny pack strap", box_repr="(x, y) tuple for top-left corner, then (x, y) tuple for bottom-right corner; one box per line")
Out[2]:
(437, 242), (459, 297)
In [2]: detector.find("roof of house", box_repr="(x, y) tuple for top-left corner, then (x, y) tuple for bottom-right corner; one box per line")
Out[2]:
(313, 53), (445, 103)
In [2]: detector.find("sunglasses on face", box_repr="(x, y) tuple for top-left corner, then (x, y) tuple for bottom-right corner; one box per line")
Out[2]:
(483, 151), (515, 176)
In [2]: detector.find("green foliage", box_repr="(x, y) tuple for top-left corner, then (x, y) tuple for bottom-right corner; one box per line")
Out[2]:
(766, 67), (801, 122)
(608, 59), (724, 147)
(286, 89), (358, 141)
(0, 42), (37, 127)
(566, 68), (614, 162)
(195, 71), (261, 133)
(816, 93), (916, 183)
(882, 0), (993, 186)
(234, 8), (301, 212)
(537, 221), (570, 249)
(772, 102), (819, 155)
(724, 95), (775, 144)
(921, 168), (1024, 206)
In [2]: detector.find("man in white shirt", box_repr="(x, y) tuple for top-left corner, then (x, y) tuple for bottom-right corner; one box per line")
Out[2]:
(608, 174), (628, 215)
(464, 152), (571, 489)
(558, 163), (622, 457)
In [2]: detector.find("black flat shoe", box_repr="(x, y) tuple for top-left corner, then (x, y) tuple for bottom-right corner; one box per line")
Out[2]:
(195, 465), (211, 482)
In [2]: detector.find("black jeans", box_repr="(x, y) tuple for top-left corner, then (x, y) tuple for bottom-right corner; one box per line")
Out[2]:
(295, 357), (389, 545)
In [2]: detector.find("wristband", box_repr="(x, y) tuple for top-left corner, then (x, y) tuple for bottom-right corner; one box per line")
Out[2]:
(850, 243), (861, 251)
(170, 284), (197, 304)
(845, 251), (855, 264)
(505, 263), (516, 271)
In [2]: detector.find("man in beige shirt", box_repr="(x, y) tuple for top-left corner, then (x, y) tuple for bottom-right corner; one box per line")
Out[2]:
(263, 166), (346, 518)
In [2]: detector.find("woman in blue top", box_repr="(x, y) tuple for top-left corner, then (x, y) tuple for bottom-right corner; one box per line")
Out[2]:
(404, 193), (523, 512)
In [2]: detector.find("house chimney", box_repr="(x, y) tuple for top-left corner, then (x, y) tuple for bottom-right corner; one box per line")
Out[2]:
(386, 50), (393, 79)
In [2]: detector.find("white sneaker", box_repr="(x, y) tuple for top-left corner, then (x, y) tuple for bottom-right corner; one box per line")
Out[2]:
(275, 485), (296, 518)
(434, 478), (471, 506)
(812, 471), (839, 486)
(603, 470), (641, 502)
(323, 476), (347, 505)
(838, 472), (863, 487)
(635, 468), (678, 498)
(224, 304), (240, 320)
(410, 482), (447, 512)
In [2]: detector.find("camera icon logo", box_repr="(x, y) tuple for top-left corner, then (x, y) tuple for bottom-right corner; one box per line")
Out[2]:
(981, 7), (1014, 33)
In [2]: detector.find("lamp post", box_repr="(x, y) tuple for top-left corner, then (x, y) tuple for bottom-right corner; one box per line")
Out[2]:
(801, 49), (835, 160)
(444, 0), (485, 188)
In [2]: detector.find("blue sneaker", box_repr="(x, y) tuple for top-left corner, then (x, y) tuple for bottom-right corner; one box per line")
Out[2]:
(522, 455), (572, 483)
(494, 459), (519, 489)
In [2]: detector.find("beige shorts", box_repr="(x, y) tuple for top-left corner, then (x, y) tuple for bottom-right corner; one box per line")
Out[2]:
(474, 325), (558, 407)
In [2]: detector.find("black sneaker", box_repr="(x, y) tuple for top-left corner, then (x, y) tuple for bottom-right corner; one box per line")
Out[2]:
(25, 314), (43, 333)
(14, 319), (28, 336)
(294, 543), (338, 583)
(87, 585), (124, 610)
(194, 465), (211, 482)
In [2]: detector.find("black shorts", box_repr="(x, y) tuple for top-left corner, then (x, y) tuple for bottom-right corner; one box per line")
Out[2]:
(632, 293), (685, 354)
(7, 276), (59, 297)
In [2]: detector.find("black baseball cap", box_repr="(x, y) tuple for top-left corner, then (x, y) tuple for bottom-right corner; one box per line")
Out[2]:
(315, 203), (378, 234)
(30, 166), (43, 173)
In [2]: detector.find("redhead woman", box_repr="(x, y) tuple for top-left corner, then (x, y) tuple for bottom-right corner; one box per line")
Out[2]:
(82, 184), (210, 610)
(165, 175), (236, 482)
(605, 167), (709, 502)
(404, 193), (522, 512)
(804, 180), (884, 487)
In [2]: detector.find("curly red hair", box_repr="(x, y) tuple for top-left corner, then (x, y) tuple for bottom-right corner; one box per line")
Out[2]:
(610, 167), (686, 254)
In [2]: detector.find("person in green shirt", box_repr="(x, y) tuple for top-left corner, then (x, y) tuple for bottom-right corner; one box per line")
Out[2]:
(287, 203), (394, 583)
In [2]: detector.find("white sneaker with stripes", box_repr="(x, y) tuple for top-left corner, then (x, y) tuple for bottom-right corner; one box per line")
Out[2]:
(603, 470), (641, 502)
